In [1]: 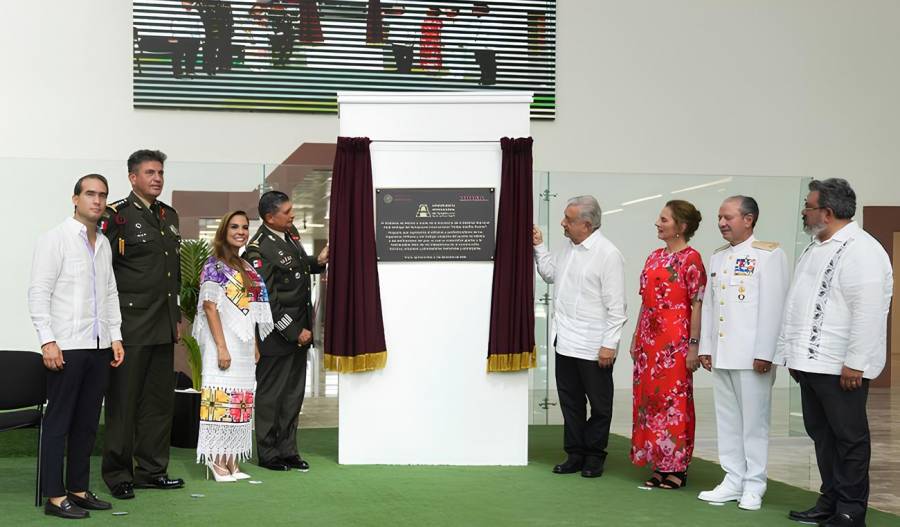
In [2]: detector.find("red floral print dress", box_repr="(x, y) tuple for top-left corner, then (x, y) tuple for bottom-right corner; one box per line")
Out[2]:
(419, 16), (443, 70)
(630, 247), (706, 473)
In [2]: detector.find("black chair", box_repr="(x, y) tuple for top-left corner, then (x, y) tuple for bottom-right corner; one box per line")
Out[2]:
(0, 350), (47, 506)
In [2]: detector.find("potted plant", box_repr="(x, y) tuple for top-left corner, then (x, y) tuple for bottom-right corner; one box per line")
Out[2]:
(171, 239), (211, 448)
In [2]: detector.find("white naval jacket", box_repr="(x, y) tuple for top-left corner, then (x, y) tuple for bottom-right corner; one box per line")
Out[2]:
(699, 235), (789, 369)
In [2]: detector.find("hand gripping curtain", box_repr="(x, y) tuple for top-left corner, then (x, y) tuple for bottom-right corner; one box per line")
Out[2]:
(324, 137), (388, 372)
(487, 137), (536, 372)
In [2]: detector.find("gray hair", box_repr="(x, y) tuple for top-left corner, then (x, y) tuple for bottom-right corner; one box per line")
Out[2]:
(566, 195), (602, 231)
(809, 178), (856, 220)
(726, 195), (759, 227)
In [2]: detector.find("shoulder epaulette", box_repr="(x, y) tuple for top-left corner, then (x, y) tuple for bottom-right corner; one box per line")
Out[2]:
(107, 199), (129, 214)
(713, 243), (731, 254)
(249, 231), (265, 244)
(752, 240), (780, 252)
(157, 200), (176, 212)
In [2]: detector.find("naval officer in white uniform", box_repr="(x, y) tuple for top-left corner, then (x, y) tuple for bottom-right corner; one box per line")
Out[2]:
(697, 196), (789, 510)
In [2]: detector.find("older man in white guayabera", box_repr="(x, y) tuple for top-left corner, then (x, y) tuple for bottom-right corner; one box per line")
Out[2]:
(778, 179), (893, 527)
(533, 195), (627, 479)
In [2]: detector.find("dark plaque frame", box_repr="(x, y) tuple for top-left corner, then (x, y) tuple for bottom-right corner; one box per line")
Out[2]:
(376, 187), (496, 262)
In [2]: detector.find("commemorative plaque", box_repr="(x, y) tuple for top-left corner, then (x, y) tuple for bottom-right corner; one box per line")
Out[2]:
(376, 187), (495, 262)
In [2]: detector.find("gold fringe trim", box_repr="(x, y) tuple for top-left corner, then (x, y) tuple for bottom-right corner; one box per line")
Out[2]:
(487, 347), (537, 372)
(324, 351), (387, 373)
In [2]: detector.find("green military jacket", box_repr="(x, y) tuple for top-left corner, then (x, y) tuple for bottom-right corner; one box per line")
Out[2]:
(243, 224), (325, 357)
(100, 191), (181, 346)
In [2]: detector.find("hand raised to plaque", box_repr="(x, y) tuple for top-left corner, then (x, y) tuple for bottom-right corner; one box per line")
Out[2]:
(532, 225), (543, 246)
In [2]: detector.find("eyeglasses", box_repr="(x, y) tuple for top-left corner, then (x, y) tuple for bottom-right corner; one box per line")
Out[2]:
(801, 203), (827, 212)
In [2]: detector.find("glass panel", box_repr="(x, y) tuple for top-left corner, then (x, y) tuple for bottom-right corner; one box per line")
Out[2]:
(530, 170), (552, 425)
(789, 177), (814, 436)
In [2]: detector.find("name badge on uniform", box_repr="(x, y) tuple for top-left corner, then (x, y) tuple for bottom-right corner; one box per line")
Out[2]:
(169, 224), (179, 236)
(734, 258), (756, 276)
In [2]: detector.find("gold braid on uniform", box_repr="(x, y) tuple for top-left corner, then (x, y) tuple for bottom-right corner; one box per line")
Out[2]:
(486, 347), (537, 372)
(324, 351), (388, 373)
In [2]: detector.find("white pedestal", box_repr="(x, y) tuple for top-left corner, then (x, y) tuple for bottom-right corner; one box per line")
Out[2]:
(336, 92), (533, 465)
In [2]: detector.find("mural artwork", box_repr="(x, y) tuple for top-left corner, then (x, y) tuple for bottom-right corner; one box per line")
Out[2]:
(133, 0), (557, 118)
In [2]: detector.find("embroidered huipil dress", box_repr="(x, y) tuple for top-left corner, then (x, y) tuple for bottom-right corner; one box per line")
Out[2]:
(194, 257), (273, 463)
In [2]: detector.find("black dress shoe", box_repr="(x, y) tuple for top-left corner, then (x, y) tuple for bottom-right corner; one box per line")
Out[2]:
(789, 505), (835, 522)
(581, 456), (604, 478)
(819, 513), (866, 527)
(134, 475), (185, 489)
(552, 456), (584, 474)
(258, 459), (290, 471)
(67, 490), (112, 510)
(282, 455), (310, 471)
(110, 482), (134, 500)
(45, 498), (90, 519)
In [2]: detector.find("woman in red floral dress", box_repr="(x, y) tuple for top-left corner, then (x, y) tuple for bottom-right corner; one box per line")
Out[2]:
(630, 200), (706, 489)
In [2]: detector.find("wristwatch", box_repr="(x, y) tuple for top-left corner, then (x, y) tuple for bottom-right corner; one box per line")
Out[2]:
(688, 338), (699, 345)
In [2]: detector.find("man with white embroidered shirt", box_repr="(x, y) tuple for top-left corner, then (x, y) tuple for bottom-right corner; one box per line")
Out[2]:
(533, 195), (627, 479)
(697, 196), (789, 511)
(28, 174), (126, 519)
(779, 179), (893, 527)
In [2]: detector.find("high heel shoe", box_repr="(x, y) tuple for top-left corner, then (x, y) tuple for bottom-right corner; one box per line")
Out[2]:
(206, 462), (237, 482)
(229, 465), (251, 480)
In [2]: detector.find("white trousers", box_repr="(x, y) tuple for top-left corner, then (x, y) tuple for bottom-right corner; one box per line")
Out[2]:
(712, 368), (775, 495)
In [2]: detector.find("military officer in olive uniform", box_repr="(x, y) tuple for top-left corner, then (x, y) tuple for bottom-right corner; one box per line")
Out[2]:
(697, 196), (789, 511)
(244, 190), (328, 472)
(100, 150), (185, 499)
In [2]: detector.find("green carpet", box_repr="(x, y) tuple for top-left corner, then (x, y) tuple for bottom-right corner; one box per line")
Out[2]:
(1, 427), (897, 526)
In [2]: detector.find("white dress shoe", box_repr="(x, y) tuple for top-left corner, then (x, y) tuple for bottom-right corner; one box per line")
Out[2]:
(697, 484), (743, 502)
(231, 471), (252, 480)
(738, 492), (762, 511)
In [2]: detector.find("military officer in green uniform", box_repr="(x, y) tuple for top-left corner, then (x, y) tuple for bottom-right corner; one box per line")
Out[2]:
(244, 190), (328, 472)
(100, 150), (185, 499)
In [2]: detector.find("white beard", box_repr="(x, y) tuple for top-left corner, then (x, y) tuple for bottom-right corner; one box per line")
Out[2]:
(803, 221), (825, 237)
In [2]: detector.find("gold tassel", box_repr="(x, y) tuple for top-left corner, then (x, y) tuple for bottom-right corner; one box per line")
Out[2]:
(324, 351), (387, 373)
(486, 347), (537, 372)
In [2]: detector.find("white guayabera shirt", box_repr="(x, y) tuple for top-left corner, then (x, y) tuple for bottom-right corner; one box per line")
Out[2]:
(28, 217), (122, 350)
(775, 221), (893, 379)
(534, 229), (628, 361)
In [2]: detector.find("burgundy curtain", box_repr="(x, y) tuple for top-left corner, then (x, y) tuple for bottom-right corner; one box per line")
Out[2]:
(487, 137), (536, 372)
(324, 137), (387, 372)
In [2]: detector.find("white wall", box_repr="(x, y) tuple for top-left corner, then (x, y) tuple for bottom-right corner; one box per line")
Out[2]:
(336, 93), (531, 465)
(3, 0), (900, 208)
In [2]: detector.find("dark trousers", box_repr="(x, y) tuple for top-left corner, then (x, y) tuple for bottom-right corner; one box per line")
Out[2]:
(270, 31), (294, 67)
(474, 48), (497, 85)
(797, 371), (870, 518)
(172, 38), (200, 77)
(555, 352), (614, 463)
(102, 343), (175, 489)
(392, 44), (414, 73)
(255, 350), (308, 464)
(41, 348), (111, 497)
(203, 35), (232, 74)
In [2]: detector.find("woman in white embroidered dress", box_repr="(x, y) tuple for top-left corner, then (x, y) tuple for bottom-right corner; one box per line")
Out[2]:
(194, 211), (273, 481)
